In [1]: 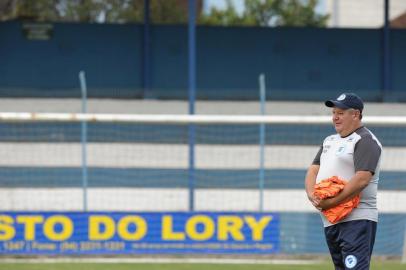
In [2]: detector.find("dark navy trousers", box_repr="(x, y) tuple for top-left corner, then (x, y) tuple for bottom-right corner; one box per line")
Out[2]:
(324, 220), (377, 270)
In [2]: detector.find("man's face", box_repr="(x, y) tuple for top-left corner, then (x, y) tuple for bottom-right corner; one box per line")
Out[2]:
(331, 107), (360, 136)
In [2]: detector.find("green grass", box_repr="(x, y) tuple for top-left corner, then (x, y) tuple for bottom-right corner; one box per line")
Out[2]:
(0, 262), (404, 270)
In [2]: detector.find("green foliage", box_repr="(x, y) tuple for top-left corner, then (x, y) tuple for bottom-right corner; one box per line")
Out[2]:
(4, 0), (328, 27)
(198, 0), (246, 26)
(200, 0), (329, 27)
(149, 0), (188, 24)
(16, 0), (62, 21)
(7, 0), (186, 24)
(277, 0), (329, 27)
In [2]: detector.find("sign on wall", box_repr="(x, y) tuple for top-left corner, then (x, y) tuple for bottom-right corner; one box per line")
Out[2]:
(22, 23), (53, 40)
(0, 212), (279, 254)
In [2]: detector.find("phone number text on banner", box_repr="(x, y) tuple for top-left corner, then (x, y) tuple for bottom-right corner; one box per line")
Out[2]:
(0, 212), (279, 255)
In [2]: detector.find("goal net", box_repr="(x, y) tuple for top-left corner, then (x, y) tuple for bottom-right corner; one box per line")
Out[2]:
(0, 112), (405, 256)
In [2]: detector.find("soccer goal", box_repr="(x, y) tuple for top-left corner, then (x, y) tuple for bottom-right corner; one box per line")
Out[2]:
(0, 112), (405, 257)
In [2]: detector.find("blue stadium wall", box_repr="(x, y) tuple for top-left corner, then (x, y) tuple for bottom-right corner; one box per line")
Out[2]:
(0, 20), (406, 101)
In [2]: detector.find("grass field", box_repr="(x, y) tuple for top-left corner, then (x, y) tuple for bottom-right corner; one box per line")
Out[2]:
(0, 262), (404, 270)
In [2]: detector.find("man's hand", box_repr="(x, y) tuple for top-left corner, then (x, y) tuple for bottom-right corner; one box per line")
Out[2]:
(316, 197), (336, 210)
(305, 164), (320, 210)
(307, 193), (322, 211)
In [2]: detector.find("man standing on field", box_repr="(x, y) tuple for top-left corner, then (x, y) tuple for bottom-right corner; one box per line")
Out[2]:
(305, 93), (382, 270)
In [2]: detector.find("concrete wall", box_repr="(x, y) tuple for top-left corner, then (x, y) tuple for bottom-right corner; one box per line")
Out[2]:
(1, 20), (405, 101)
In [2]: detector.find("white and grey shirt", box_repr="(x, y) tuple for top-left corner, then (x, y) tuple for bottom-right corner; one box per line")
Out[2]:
(312, 126), (382, 227)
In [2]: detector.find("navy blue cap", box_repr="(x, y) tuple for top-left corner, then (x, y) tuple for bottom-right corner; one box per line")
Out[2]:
(325, 93), (364, 111)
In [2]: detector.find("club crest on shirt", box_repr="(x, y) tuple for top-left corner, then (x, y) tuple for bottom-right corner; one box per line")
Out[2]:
(345, 254), (357, 268)
(335, 145), (346, 156)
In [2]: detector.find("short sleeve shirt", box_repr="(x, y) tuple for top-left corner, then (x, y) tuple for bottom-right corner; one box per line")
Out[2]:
(312, 126), (382, 227)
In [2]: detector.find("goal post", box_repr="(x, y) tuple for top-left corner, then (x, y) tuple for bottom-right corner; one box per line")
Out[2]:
(1, 112), (405, 125)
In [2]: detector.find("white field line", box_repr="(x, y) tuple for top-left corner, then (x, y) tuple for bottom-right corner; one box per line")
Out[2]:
(0, 257), (322, 265)
(0, 143), (404, 171)
(0, 188), (404, 213)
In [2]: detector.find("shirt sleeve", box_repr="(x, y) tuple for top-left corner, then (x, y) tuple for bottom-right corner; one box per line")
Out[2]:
(312, 145), (323, 165)
(354, 137), (381, 174)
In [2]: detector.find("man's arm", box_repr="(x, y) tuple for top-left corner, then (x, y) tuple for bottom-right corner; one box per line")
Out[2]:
(305, 164), (321, 209)
(317, 170), (372, 210)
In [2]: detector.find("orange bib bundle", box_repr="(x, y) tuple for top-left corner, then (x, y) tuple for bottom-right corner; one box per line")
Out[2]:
(314, 176), (360, 224)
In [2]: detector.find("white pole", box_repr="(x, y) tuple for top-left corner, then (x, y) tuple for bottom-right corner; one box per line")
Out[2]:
(258, 73), (266, 212)
(402, 225), (406, 263)
(79, 71), (88, 212)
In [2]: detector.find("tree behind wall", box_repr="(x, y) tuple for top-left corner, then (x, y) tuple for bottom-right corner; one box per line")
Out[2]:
(0, 0), (328, 27)
(0, 0), (197, 24)
(199, 0), (329, 27)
